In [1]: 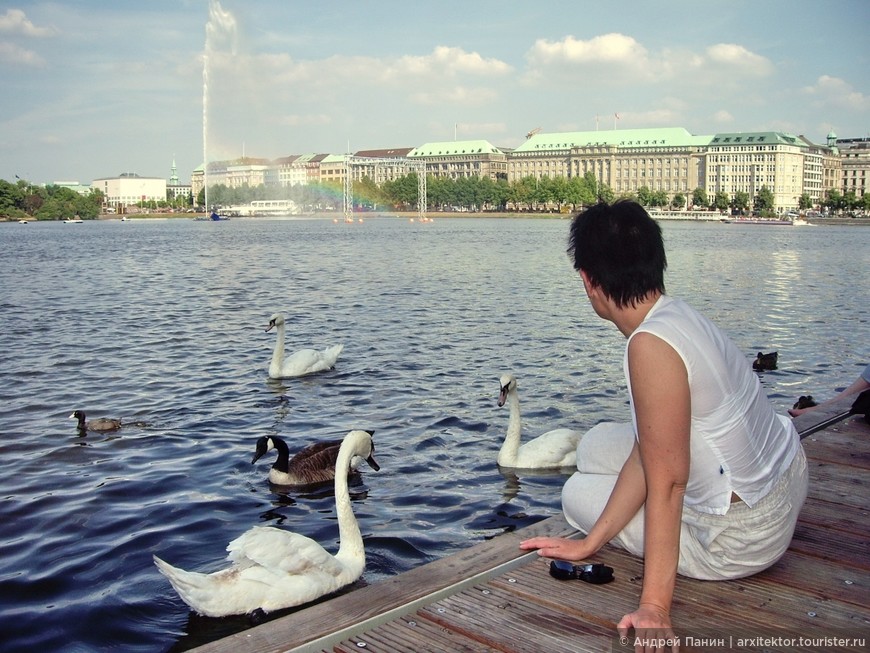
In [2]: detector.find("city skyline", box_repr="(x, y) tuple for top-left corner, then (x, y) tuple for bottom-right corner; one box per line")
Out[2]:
(1, 0), (868, 186)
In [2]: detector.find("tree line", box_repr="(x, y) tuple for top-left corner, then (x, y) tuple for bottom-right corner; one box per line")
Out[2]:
(0, 178), (105, 220)
(3, 173), (867, 220)
(203, 172), (868, 216)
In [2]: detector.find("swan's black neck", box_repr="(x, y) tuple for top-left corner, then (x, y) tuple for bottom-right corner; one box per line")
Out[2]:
(271, 437), (290, 473)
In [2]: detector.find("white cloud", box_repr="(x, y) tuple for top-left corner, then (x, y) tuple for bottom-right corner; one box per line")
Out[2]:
(523, 33), (773, 87)
(802, 75), (870, 111)
(713, 110), (735, 124)
(528, 33), (648, 66)
(705, 44), (773, 75)
(0, 41), (44, 66)
(411, 86), (498, 106)
(275, 114), (332, 127)
(0, 8), (56, 37)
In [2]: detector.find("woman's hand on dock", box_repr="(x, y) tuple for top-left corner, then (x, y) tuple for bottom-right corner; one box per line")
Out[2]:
(519, 536), (597, 562)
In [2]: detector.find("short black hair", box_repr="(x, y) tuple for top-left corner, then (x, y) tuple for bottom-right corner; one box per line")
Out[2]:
(567, 200), (667, 308)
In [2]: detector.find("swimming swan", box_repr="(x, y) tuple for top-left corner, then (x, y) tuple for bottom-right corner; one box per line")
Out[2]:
(251, 435), (367, 486)
(69, 410), (122, 432)
(265, 313), (343, 378)
(497, 373), (581, 468)
(154, 429), (379, 617)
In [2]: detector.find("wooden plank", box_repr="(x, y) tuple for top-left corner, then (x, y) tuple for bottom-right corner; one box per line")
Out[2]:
(796, 496), (869, 535)
(419, 583), (613, 653)
(189, 515), (577, 653)
(792, 392), (863, 439)
(800, 418), (870, 467)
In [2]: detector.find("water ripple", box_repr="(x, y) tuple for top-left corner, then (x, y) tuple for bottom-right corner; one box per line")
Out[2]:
(0, 218), (867, 651)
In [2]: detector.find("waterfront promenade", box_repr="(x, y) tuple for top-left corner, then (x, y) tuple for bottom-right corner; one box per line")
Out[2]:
(191, 393), (869, 653)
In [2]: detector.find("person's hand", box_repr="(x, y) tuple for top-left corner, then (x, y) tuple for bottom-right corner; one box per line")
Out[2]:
(518, 536), (597, 562)
(617, 604), (679, 653)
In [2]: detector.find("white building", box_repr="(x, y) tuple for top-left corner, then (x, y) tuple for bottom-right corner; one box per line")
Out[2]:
(91, 173), (167, 211)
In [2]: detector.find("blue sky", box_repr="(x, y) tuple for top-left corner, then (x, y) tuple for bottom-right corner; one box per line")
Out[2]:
(1, 0), (868, 185)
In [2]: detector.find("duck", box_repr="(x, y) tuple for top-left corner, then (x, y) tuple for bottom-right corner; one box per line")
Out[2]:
(752, 351), (778, 371)
(497, 373), (581, 469)
(69, 410), (122, 432)
(265, 313), (343, 379)
(792, 395), (818, 410)
(154, 429), (380, 617)
(251, 435), (368, 486)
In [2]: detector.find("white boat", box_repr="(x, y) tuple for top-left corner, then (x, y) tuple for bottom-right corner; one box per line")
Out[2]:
(18, 219), (29, 224)
(63, 217), (84, 224)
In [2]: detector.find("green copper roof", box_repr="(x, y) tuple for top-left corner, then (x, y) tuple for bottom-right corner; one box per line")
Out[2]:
(409, 140), (504, 157)
(708, 131), (804, 146)
(513, 127), (712, 153)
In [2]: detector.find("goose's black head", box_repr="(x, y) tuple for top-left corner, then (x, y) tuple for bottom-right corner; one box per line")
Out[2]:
(252, 436), (274, 464)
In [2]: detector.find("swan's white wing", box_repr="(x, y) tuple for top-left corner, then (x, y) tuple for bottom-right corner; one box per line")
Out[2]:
(517, 428), (581, 468)
(227, 526), (344, 577)
(280, 344), (337, 375)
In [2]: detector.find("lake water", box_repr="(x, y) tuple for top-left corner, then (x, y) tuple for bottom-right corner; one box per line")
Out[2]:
(0, 216), (867, 652)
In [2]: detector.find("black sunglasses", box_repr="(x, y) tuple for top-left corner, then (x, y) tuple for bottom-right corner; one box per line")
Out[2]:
(549, 559), (614, 584)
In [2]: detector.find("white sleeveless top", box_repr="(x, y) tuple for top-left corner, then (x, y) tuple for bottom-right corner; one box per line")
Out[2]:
(625, 295), (799, 515)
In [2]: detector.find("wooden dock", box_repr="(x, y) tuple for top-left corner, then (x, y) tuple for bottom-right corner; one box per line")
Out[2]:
(190, 395), (869, 653)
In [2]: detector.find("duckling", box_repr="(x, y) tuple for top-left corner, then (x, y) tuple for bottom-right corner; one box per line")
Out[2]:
(252, 435), (368, 486)
(69, 410), (122, 432)
(792, 395), (818, 410)
(752, 351), (778, 371)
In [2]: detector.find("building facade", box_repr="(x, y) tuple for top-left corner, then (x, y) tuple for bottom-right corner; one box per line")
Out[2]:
(91, 173), (167, 210)
(408, 140), (507, 180)
(837, 136), (870, 200)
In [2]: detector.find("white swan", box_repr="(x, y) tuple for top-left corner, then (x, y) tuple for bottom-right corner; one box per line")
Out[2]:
(251, 435), (367, 486)
(265, 313), (343, 378)
(154, 429), (379, 617)
(497, 373), (581, 468)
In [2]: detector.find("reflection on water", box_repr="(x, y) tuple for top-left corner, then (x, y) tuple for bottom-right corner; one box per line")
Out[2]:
(0, 217), (867, 651)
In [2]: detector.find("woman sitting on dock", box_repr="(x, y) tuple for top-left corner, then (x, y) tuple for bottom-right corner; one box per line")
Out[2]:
(521, 201), (808, 645)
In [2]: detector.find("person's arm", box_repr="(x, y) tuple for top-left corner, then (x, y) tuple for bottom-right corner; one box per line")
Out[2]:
(520, 441), (647, 561)
(617, 331), (689, 650)
(789, 372), (870, 416)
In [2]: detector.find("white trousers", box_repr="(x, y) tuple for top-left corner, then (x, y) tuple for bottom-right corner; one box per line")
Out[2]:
(561, 422), (808, 580)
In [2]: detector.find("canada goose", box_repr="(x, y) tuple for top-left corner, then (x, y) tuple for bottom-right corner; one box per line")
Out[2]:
(69, 410), (122, 432)
(154, 429), (380, 617)
(497, 373), (581, 468)
(265, 313), (343, 378)
(252, 435), (368, 486)
(752, 351), (778, 371)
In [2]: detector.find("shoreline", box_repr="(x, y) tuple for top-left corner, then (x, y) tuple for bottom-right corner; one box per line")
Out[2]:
(4, 211), (869, 226)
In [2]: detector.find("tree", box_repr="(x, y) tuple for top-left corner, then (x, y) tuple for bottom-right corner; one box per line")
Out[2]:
(671, 193), (685, 210)
(637, 186), (652, 207)
(713, 191), (730, 212)
(798, 193), (813, 211)
(754, 185), (775, 214)
(733, 191), (750, 212)
(824, 189), (843, 213)
(692, 187), (708, 209)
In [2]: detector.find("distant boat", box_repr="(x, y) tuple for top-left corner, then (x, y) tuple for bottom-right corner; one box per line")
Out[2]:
(63, 217), (84, 224)
(209, 211), (229, 221)
(18, 219), (28, 224)
(722, 217), (790, 226)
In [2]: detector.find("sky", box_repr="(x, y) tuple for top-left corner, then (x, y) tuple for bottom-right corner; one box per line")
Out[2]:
(1, 0), (868, 186)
